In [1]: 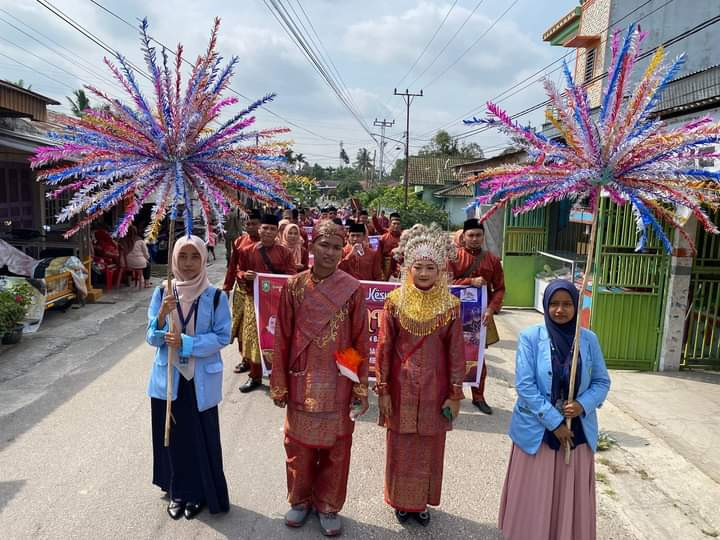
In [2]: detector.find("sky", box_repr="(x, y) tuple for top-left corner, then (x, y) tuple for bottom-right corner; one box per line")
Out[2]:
(0, 0), (581, 169)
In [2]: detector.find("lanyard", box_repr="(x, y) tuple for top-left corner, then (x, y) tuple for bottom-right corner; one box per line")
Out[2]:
(173, 286), (200, 334)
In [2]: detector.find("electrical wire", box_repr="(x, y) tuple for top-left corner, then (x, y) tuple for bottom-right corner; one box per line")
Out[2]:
(395, 0), (458, 88)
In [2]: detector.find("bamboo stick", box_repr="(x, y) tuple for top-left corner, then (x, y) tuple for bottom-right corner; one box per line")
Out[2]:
(565, 201), (600, 464)
(163, 218), (176, 447)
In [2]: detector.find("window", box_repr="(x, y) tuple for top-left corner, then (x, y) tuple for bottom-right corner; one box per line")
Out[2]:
(45, 189), (71, 227)
(584, 47), (596, 83)
(0, 164), (33, 228)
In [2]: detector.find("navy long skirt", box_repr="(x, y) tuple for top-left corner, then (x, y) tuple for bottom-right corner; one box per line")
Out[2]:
(151, 376), (230, 513)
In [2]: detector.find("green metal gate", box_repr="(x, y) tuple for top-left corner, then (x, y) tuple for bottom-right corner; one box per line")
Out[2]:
(501, 201), (547, 307)
(682, 208), (720, 369)
(591, 198), (670, 370)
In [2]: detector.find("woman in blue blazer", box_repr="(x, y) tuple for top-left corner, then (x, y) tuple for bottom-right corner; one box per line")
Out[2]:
(146, 235), (231, 520)
(498, 280), (610, 540)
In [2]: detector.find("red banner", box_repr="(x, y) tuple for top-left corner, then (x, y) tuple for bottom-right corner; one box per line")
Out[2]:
(253, 274), (487, 386)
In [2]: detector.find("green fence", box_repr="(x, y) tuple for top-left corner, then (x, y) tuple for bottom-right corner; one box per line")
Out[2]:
(502, 201), (547, 307)
(683, 208), (720, 369)
(591, 198), (669, 370)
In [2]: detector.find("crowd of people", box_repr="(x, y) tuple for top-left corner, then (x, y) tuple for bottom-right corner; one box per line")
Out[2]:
(144, 207), (611, 539)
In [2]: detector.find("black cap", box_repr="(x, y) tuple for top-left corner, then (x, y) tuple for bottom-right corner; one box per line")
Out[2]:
(331, 218), (343, 225)
(248, 210), (262, 221)
(463, 218), (484, 232)
(389, 212), (401, 220)
(321, 207), (329, 213)
(327, 206), (337, 212)
(261, 214), (280, 226)
(345, 219), (356, 227)
(359, 210), (369, 216)
(348, 223), (366, 234)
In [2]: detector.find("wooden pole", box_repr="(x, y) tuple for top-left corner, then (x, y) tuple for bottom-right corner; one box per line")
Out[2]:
(565, 202), (600, 464)
(163, 218), (177, 447)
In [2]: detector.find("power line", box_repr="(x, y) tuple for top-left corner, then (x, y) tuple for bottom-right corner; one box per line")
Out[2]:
(407, 0), (485, 89)
(420, 0), (673, 138)
(454, 11), (720, 141)
(422, 0), (520, 90)
(394, 88), (423, 208)
(263, 0), (376, 143)
(396, 0), (458, 88)
(82, 0), (341, 142)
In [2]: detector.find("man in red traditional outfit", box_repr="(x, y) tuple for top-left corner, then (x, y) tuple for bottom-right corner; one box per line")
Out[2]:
(236, 214), (297, 393)
(376, 223), (465, 526)
(357, 210), (376, 236)
(449, 218), (505, 415)
(270, 221), (369, 537)
(338, 223), (383, 281)
(378, 212), (402, 280)
(223, 210), (261, 374)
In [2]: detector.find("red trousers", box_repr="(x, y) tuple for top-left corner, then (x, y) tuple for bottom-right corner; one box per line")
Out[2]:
(284, 435), (352, 513)
(471, 362), (488, 402)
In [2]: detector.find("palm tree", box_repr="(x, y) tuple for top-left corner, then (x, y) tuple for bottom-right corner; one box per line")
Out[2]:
(67, 89), (91, 117)
(9, 79), (32, 90)
(354, 148), (372, 181)
(295, 153), (307, 166)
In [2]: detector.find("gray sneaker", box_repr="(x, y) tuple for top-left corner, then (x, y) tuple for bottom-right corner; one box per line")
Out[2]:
(284, 505), (311, 528)
(318, 512), (342, 537)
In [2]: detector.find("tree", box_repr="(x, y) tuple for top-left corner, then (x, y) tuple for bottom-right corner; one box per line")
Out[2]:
(354, 148), (372, 181)
(295, 153), (307, 166)
(67, 89), (91, 117)
(388, 158), (406, 182)
(8, 79), (32, 90)
(339, 147), (349, 165)
(419, 130), (484, 159)
(362, 185), (449, 228)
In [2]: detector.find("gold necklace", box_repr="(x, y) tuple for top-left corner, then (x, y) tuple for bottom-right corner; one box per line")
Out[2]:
(387, 275), (459, 336)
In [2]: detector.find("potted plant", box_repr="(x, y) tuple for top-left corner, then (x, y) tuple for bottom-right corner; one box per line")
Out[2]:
(0, 282), (33, 345)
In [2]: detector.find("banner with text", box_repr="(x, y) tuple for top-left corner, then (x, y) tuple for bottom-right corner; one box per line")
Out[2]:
(253, 273), (487, 386)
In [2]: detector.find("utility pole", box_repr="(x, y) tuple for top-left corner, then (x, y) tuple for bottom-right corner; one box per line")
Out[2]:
(371, 149), (376, 186)
(373, 118), (395, 184)
(394, 88), (423, 209)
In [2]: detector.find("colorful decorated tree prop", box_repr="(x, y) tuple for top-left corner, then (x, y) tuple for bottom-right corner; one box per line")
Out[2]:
(31, 18), (291, 447)
(463, 26), (720, 463)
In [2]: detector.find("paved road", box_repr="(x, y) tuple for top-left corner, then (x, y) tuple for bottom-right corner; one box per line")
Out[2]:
(0, 256), (637, 539)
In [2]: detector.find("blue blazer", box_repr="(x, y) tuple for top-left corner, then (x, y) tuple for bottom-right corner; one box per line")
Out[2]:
(145, 286), (231, 412)
(508, 323), (611, 454)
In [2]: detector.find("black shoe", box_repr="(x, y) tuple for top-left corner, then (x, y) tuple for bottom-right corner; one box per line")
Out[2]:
(472, 400), (493, 415)
(167, 499), (184, 520)
(184, 502), (204, 520)
(395, 510), (410, 523)
(413, 509), (431, 527)
(234, 361), (249, 374)
(239, 378), (262, 393)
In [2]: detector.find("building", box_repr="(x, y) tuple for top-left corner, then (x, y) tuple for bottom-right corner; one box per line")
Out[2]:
(406, 155), (473, 226)
(537, 0), (720, 371)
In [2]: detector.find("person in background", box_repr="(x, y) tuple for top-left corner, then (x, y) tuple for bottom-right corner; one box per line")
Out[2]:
(327, 207), (338, 221)
(378, 213), (403, 281)
(358, 210), (376, 236)
(279, 223), (309, 272)
(206, 230), (217, 262)
(120, 225), (151, 288)
(270, 221), (369, 537)
(224, 208), (244, 265)
(223, 210), (262, 375)
(235, 214), (297, 393)
(498, 280), (610, 540)
(450, 218), (505, 415)
(338, 223), (383, 281)
(375, 223), (464, 527)
(146, 236), (231, 520)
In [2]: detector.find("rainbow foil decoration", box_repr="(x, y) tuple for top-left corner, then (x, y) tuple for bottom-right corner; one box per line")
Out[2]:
(31, 17), (291, 240)
(464, 25), (720, 253)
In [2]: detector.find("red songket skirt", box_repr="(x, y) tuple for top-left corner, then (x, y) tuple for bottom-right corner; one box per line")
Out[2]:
(384, 430), (446, 512)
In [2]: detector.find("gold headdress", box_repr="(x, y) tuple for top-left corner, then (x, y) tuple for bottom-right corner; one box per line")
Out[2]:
(386, 223), (459, 336)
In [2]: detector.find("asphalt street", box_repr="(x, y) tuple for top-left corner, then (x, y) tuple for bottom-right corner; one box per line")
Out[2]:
(0, 257), (637, 539)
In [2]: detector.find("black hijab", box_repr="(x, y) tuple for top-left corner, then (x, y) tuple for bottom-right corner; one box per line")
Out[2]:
(542, 280), (585, 450)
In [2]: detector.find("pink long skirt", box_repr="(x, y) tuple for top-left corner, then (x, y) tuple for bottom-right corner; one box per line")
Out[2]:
(498, 443), (596, 540)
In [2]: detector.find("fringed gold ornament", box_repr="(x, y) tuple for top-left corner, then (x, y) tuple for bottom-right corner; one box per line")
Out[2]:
(387, 274), (459, 336)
